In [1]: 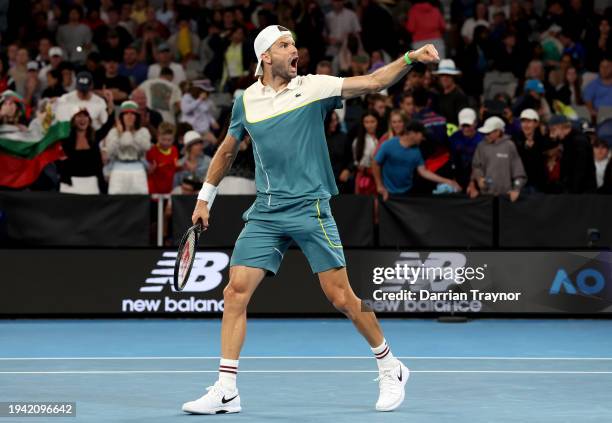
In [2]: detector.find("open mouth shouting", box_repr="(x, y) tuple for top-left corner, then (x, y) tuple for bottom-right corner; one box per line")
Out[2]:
(289, 56), (299, 73)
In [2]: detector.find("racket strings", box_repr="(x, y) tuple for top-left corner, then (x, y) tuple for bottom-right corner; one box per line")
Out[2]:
(178, 231), (197, 287)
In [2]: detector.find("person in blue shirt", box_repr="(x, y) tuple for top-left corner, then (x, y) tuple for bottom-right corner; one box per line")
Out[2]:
(185, 25), (440, 416)
(372, 120), (460, 200)
(583, 56), (612, 123)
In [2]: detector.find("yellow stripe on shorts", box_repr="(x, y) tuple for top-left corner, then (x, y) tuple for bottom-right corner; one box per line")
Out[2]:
(316, 199), (343, 249)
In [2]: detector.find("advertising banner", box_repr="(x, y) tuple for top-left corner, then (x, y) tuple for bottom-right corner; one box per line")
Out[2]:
(0, 249), (610, 316)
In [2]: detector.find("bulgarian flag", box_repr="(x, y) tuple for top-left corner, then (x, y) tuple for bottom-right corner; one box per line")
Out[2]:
(0, 94), (71, 189)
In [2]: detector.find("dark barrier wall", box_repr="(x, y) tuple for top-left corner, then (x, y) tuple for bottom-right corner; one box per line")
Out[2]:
(379, 196), (494, 247)
(1, 248), (610, 316)
(0, 192), (150, 246)
(499, 195), (612, 248)
(172, 195), (375, 247)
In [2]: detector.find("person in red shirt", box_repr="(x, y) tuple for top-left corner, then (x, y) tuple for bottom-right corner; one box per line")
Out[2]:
(146, 122), (179, 193)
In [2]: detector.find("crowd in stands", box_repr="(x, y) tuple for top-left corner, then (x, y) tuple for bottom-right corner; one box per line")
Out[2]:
(0, 0), (611, 199)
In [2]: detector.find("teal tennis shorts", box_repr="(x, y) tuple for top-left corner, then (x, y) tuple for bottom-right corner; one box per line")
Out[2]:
(230, 197), (346, 275)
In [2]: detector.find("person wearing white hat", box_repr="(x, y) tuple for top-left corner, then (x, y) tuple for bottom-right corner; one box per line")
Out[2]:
(173, 130), (212, 188)
(433, 59), (468, 124)
(184, 25), (440, 415)
(467, 116), (526, 201)
(513, 109), (548, 192)
(449, 108), (484, 188)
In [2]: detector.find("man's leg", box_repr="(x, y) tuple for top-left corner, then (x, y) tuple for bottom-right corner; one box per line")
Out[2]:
(318, 267), (410, 412)
(318, 267), (383, 347)
(182, 265), (265, 415)
(221, 265), (266, 359)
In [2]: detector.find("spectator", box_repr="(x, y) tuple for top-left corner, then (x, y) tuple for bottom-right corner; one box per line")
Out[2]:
(147, 42), (186, 85)
(95, 52), (132, 105)
(130, 87), (163, 135)
(359, 0), (398, 56)
(548, 114), (596, 193)
(369, 94), (388, 137)
(461, 2), (489, 44)
(221, 26), (251, 92)
(373, 121), (460, 199)
(119, 44), (149, 88)
(512, 109), (549, 193)
(325, 111), (354, 194)
(57, 71), (108, 130)
(559, 30), (586, 66)
(138, 67), (182, 124)
(56, 6), (92, 64)
(296, 0), (326, 66)
(467, 116), (526, 201)
(146, 122), (179, 194)
(167, 15), (200, 63)
(461, 25), (492, 98)
(104, 100), (152, 194)
(23, 61), (41, 108)
(583, 56), (612, 123)
(57, 90), (115, 194)
(405, 0), (446, 59)
(8, 48), (28, 97)
(352, 112), (379, 195)
(180, 79), (219, 141)
(593, 138), (610, 190)
(450, 108), (484, 188)
(399, 93), (415, 119)
(0, 90), (27, 126)
(58, 62), (77, 93)
(0, 55), (11, 93)
(379, 110), (407, 143)
(174, 130), (212, 187)
(432, 59), (469, 125)
(412, 87), (448, 159)
(325, 0), (361, 57)
(93, 7), (133, 53)
(584, 16), (612, 73)
(40, 69), (65, 99)
(512, 79), (551, 122)
(553, 66), (584, 106)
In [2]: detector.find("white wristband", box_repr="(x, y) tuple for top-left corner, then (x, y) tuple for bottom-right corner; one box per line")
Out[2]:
(197, 182), (218, 209)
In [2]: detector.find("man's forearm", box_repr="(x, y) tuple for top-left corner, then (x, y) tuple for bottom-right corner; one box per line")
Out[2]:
(205, 136), (240, 186)
(369, 54), (414, 93)
(372, 161), (384, 188)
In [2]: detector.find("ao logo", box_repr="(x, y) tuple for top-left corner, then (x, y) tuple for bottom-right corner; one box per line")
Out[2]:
(549, 268), (606, 295)
(141, 252), (229, 293)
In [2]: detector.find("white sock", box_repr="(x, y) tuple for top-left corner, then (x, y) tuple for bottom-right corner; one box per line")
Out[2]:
(218, 358), (239, 392)
(371, 339), (396, 370)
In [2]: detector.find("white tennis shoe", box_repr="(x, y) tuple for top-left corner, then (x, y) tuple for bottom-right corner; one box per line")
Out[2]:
(182, 381), (241, 415)
(375, 360), (410, 411)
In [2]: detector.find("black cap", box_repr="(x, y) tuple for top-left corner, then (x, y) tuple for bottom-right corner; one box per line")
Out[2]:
(75, 71), (93, 92)
(548, 114), (570, 126)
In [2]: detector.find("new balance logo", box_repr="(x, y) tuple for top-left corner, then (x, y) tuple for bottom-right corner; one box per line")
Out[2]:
(398, 367), (403, 382)
(140, 251), (229, 293)
(295, 93), (302, 97)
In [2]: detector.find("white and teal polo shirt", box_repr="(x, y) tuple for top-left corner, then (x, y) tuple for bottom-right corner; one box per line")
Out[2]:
(228, 74), (344, 205)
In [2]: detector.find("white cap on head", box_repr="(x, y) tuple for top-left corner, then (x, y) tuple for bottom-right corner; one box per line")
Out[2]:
(183, 130), (203, 147)
(520, 108), (540, 122)
(458, 108), (477, 126)
(49, 47), (64, 58)
(478, 116), (506, 134)
(254, 25), (293, 76)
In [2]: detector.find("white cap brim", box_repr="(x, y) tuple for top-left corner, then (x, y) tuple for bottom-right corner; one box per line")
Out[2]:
(255, 60), (263, 76)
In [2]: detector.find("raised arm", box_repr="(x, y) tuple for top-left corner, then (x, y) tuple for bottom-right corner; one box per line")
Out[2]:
(341, 44), (440, 99)
(191, 133), (241, 227)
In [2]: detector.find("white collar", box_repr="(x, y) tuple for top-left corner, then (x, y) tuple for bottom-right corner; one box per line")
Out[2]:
(255, 76), (300, 95)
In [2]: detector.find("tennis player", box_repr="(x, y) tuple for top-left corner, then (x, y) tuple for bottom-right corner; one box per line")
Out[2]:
(183, 25), (439, 415)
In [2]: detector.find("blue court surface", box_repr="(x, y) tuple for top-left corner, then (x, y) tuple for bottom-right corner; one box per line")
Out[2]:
(1, 318), (612, 422)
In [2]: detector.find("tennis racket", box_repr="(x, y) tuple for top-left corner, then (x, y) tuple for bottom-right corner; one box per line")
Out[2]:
(173, 221), (203, 291)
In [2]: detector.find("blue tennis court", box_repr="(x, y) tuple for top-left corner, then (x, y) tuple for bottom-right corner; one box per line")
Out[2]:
(1, 319), (612, 422)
